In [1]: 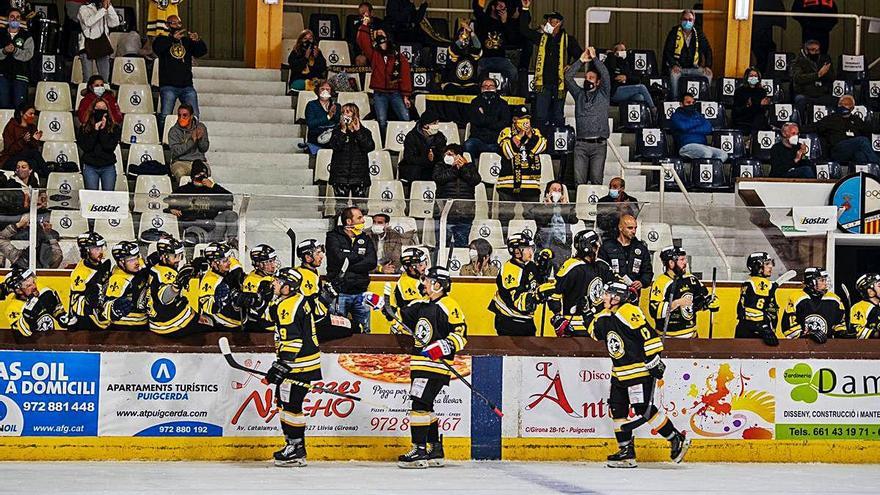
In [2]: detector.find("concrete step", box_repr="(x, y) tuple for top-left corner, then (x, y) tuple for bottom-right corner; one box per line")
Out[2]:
(210, 136), (303, 154)
(193, 79), (287, 96)
(200, 105), (296, 124)
(203, 121), (303, 138)
(193, 67), (281, 82)
(206, 151), (310, 169)
(197, 93), (293, 109)
(210, 166), (312, 185)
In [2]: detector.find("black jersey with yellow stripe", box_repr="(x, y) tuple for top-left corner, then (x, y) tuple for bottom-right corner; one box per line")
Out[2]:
(296, 265), (328, 321)
(100, 266), (149, 329)
(242, 270), (275, 331)
(782, 289), (846, 339)
(737, 276), (779, 326)
(199, 260), (244, 329)
(588, 303), (663, 383)
(850, 300), (880, 339)
(4, 289), (66, 337)
(497, 126), (547, 192)
(550, 257), (615, 334)
(649, 272), (708, 338)
(69, 259), (111, 329)
(399, 295), (468, 383)
(272, 292), (322, 381)
(489, 259), (540, 322)
(147, 264), (195, 334)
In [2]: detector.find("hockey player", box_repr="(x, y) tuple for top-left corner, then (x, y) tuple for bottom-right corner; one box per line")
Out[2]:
(392, 247), (429, 308)
(198, 242), (246, 329)
(242, 244), (279, 332)
(781, 267), (846, 342)
(2, 267), (71, 337)
(489, 232), (544, 336)
(98, 241), (150, 331)
(549, 230), (615, 337)
(588, 281), (690, 468)
(735, 252), (780, 346)
(147, 238), (200, 335)
(648, 246), (718, 338)
(264, 267), (321, 467)
(296, 239), (351, 342)
(68, 232), (112, 330)
(851, 273), (880, 339)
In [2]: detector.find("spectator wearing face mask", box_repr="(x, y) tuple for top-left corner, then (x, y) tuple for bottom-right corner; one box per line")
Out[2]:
(400, 111), (447, 186)
(662, 9), (713, 101)
(329, 103), (375, 199)
(0, 103), (43, 175)
(78, 0), (120, 81)
(347, 2), (382, 56)
(669, 94), (728, 162)
(77, 75), (123, 125)
(463, 78), (511, 158)
(167, 160), (238, 246)
(0, 213), (62, 269)
(433, 143), (482, 248)
(533, 180), (577, 268)
(497, 105), (546, 223)
(816, 95), (879, 165)
(769, 123), (815, 179)
(441, 22), (483, 95)
(791, 40), (835, 120)
(1, 160), (47, 223)
(472, 0), (518, 93)
(168, 103), (209, 187)
(597, 176), (639, 236)
(288, 29), (326, 92)
(153, 14), (207, 120)
(732, 67), (771, 134)
(0, 8), (33, 110)
(605, 42), (655, 111)
(304, 79), (340, 155)
(565, 47), (610, 186)
(367, 213), (416, 274)
(325, 206), (377, 333)
(357, 19), (411, 135)
(77, 98), (122, 191)
(460, 238), (498, 277)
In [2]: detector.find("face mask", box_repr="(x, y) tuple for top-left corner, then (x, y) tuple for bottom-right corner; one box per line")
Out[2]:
(616, 51), (626, 59)
(469, 249), (479, 261)
(482, 90), (496, 99)
(93, 109), (107, 122)
(302, 41), (313, 49)
(371, 224), (385, 235)
(747, 76), (759, 86)
(583, 80), (595, 92)
(319, 90), (332, 100)
(350, 222), (365, 236)
(374, 36), (387, 47)
(543, 23), (555, 34)
(788, 135), (799, 146)
(839, 106), (852, 116)
(550, 191), (561, 202)
(178, 116), (191, 127)
(609, 188), (620, 199)
(443, 155), (455, 165)
(808, 53), (819, 62)
(8, 20), (20, 30)
(93, 85), (106, 96)
(681, 20), (694, 30)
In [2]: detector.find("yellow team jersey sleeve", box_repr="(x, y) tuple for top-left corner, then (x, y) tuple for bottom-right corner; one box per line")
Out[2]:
(648, 274), (673, 322)
(439, 297), (468, 352)
(851, 301), (876, 339)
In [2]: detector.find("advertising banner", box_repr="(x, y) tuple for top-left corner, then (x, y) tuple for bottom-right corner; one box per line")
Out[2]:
(0, 351), (100, 436)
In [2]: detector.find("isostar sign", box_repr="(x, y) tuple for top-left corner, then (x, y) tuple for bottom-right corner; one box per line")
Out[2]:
(79, 190), (129, 220)
(791, 206), (837, 233)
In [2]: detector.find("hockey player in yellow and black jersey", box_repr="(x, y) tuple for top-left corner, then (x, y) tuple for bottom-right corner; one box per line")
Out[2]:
(2, 267), (70, 337)
(296, 238), (352, 342)
(263, 267), (322, 468)
(735, 252), (780, 345)
(393, 247), (429, 308)
(649, 246), (718, 338)
(242, 244), (279, 332)
(588, 281), (690, 468)
(782, 268), (846, 342)
(198, 242), (246, 329)
(489, 232), (546, 336)
(548, 229), (615, 337)
(68, 232), (112, 330)
(98, 241), (149, 330)
(147, 238), (200, 335)
(851, 273), (880, 339)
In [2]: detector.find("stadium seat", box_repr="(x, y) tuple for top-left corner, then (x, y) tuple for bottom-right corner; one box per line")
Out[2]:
(314, 148), (332, 183)
(574, 184), (607, 223)
(474, 184), (489, 219)
(853, 105), (872, 123)
(868, 80), (880, 111)
(814, 161), (843, 180)
(42, 141), (80, 169)
(699, 101), (725, 129)
(389, 216), (419, 237)
(768, 103), (800, 129)
(618, 101), (652, 132)
(800, 132), (824, 161)
(539, 154), (554, 185)
(336, 91), (371, 117)
(362, 119), (383, 149)
(46, 172), (83, 209)
(629, 49), (659, 78)
(716, 77), (740, 107)
(751, 129), (780, 162)
(759, 78), (787, 104)
(691, 158), (729, 191)
(281, 38), (297, 68)
(414, 94), (428, 117)
(679, 75), (710, 100)
(484, 70), (510, 95)
(150, 59), (160, 87)
(128, 144), (166, 170)
(319, 40), (351, 66)
(117, 84), (154, 114)
(872, 133), (880, 154)
(133, 174), (172, 212)
(468, 218), (504, 247)
(398, 42), (423, 67)
(50, 210), (89, 239)
(768, 52), (795, 81)
(489, 249), (510, 272)
(421, 217), (436, 247)
(309, 13), (341, 41)
(807, 104), (831, 126)
(478, 153), (502, 185)
(637, 221), (673, 252)
(853, 163), (880, 176)
(121, 114), (160, 144)
(162, 114), (177, 144)
(283, 12), (304, 39)
(295, 91), (319, 123)
(507, 219), (538, 240)
(365, 150), (393, 181)
(633, 127), (667, 161)
(111, 57), (148, 85)
(569, 220), (587, 247)
(93, 216), (135, 242)
(734, 158), (765, 179)
(660, 101), (681, 130)
(838, 54), (866, 82)
(448, 247), (470, 275)
(363, 73), (373, 94)
(138, 212), (180, 240)
(367, 180), (406, 216)
(408, 180), (436, 219)
(437, 122), (460, 145)
(712, 129), (745, 161)
(34, 82), (72, 112)
(656, 158), (690, 191)
(73, 83), (88, 110)
(37, 111), (75, 142)
(384, 121), (416, 153)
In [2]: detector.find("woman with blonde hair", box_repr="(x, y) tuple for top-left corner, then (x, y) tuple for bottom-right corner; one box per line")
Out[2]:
(328, 103), (375, 198)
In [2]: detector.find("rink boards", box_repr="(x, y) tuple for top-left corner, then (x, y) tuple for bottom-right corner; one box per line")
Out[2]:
(1, 350), (879, 462)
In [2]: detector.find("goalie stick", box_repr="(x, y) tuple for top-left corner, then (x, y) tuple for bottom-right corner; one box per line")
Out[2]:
(775, 269), (797, 286)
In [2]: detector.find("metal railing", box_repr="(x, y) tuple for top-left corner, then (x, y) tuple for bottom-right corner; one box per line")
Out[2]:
(285, 2), (472, 14)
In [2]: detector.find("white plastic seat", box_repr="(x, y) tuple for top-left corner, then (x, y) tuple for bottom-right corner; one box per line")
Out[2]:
(161, 114), (177, 145)
(575, 184), (607, 222)
(368, 150), (393, 181)
(295, 91), (318, 123)
(384, 121), (415, 153)
(50, 210), (89, 239)
(637, 221), (673, 252)
(318, 40), (352, 66)
(121, 114), (160, 144)
(539, 154), (554, 185)
(421, 217), (435, 248)
(283, 12), (304, 39)
(468, 218), (504, 247)
(35, 82), (73, 112)
(93, 216), (135, 242)
(73, 83), (88, 110)
(414, 94), (427, 116)
(138, 212), (180, 240)
(447, 247), (470, 276)
(117, 84), (154, 114)
(128, 143), (167, 170)
(437, 122), (460, 144)
(281, 38), (297, 68)
(37, 111), (76, 142)
(45, 172), (84, 209)
(133, 174), (172, 212)
(367, 180), (406, 217)
(478, 152), (502, 185)
(570, 220), (587, 248)
(314, 148), (332, 182)
(389, 216), (419, 236)
(336, 91), (370, 117)
(489, 249), (511, 272)
(41, 141), (80, 168)
(111, 57), (148, 85)
(463, 122), (471, 141)
(408, 180), (436, 219)
(150, 59), (160, 87)
(0, 109), (11, 147)
(363, 73), (373, 94)
(507, 219), (538, 240)
(361, 119), (382, 149)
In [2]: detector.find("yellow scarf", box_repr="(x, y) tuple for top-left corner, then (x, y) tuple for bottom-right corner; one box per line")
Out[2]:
(673, 27), (700, 66)
(535, 31), (567, 99)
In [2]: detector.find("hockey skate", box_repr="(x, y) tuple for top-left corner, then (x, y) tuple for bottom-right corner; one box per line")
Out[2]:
(398, 444), (430, 469)
(274, 439), (307, 467)
(427, 439), (445, 468)
(607, 442), (637, 468)
(670, 432), (691, 463)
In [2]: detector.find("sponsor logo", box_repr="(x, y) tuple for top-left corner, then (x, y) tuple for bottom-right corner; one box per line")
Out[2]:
(150, 359), (176, 384)
(785, 363), (880, 403)
(89, 204), (121, 213)
(800, 216), (829, 225)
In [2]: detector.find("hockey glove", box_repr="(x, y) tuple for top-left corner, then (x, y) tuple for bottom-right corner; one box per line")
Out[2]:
(110, 297), (134, 320)
(318, 281), (338, 306)
(362, 292), (384, 311)
(21, 296), (41, 329)
(537, 281), (556, 302)
(551, 315), (571, 337)
(807, 328), (828, 344)
(421, 339), (454, 360)
(265, 360), (292, 385)
(214, 283), (231, 305)
(191, 257), (209, 277)
(646, 355), (666, 379)
(759, 323), (779, 346)
(175, 265), (196, 290)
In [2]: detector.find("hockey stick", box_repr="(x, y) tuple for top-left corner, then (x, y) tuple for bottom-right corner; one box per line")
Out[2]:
(286, 229), (296, 266)
(775, 269), (797, 286)
(708, 267), (717, 339)
(659, 278), (678, 343)
(377, 283), (504, 418)
(840, 283), (855, 337)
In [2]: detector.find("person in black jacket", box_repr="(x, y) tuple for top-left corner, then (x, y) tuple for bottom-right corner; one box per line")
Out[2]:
(769, 123), (814, 178)
(605, 43), (655, 111)
(154, 15), (208, 120)
(77, 99), (122, 191)
(598, 214), (652, 301)
(751, 0), (786, 73)
(463, 78), (511, 158)
(731, 67), (772, 134)
(662, 9), (713, 101)
(441, 23), (483, 95)
(328, 103), (375, 198)
(287, 29), (327, 92)
(399, 110), (446, 186)
(817, 95), (880, 164)
(473, 0), (518, 92)
(793, 0), (838, 52)
(433, 143), (482, 248)
(168, 160), (238, 246)
(326, 206), (378, 333)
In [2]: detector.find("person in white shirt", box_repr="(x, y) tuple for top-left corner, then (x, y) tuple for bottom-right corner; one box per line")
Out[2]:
(78, 0), (120, 81)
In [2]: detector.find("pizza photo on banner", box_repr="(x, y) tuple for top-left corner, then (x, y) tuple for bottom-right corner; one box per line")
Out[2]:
(830, 173), (880, 234)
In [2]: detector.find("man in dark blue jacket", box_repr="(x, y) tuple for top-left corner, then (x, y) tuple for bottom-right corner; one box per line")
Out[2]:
(669, 94), (727, 161)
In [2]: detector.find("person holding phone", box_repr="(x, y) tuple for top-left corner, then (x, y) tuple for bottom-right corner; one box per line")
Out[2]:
(77, 98), (122, 191)
(328, 103), (375, 199)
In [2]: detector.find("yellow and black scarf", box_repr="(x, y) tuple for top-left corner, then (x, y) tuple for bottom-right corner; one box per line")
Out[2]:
(535, 32), (567, 99)
(673, 27), (700, 66)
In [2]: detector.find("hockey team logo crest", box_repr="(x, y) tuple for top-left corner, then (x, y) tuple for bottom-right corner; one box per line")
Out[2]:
(456, 60), (475, 81)
(804, 314), (827, 336)
(35, 314), (55, 333)
(606, 331), (625, 359)
(588, 277), (604, 304)
(415, 318), (433, 344)
(681, 293), (695, 320)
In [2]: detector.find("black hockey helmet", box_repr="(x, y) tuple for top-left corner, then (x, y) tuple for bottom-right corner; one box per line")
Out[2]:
(512, 105), (530, 120)
(156, 238), (185, 258)
(111, 241), (140, 262)
(425, 265), (452, 292)
(573, 229), (601, 258)
(250, 244), (277, 264)
(604, 281), (630, 303)
(3, 266), (34, 291)
(76, 231), (106, 257)
(296, 239), (324, 261)
(276, 266), (303, 290)
(659, 245), (687, 264)
(203, 242), (230, 262)
(747, 251), (774, 275)
(507, 231), (535, 256)
(804, 267), (829, 294)
(856, 273), (880, 298)
(400, 247), (428, 268)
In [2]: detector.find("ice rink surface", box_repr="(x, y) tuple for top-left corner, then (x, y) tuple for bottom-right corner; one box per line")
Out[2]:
(0, 461), (877, 494)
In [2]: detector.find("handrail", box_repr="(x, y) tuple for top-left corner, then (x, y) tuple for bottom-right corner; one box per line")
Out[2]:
(285, 2), (472, 14)
(605, 139), (733, 280)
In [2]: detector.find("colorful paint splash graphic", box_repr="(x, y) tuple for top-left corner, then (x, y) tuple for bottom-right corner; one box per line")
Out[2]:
(665, 363), (775, 440)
